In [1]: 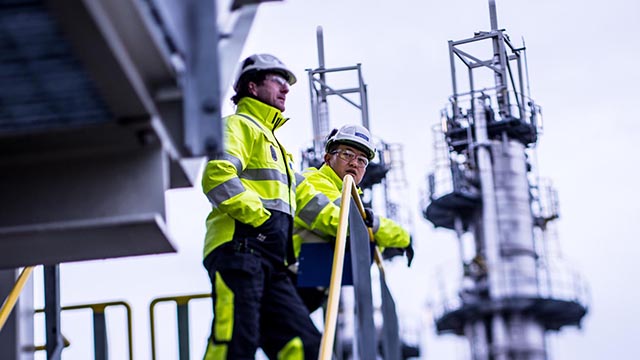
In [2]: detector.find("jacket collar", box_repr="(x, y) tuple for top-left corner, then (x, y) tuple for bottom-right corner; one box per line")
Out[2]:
(319, 163), (344, 188)
(318, 163), (364, 195)
(236, 97), (289, 131)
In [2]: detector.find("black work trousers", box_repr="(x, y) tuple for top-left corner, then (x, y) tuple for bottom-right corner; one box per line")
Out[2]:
(204, 245), (321, 359)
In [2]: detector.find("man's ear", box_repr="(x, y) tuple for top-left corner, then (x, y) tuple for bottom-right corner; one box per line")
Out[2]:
(323, 152), (332, 164)
(248, 81), (258, 96)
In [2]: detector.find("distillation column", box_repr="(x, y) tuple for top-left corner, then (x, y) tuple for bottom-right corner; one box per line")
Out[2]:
(423, 1), (588, 359)
(467, 97), (545, 359)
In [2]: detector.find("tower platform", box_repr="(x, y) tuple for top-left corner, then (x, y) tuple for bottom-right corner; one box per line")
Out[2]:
(435, 296), (588, 335)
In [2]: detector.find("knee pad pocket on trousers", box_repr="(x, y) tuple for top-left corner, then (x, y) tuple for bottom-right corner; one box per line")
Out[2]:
(277, 336), (304, 360)
(204, 338), (228, 360)
(214, 272), (234, 342)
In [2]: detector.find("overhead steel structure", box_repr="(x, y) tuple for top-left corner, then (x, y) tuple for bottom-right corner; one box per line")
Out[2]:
(0, 0), (271, 358)
(423, 1), (589, 359)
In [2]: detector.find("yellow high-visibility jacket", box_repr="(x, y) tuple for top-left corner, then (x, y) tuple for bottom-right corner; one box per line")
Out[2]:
(293, 164), (410, 258)
(202, 97), (296, 260)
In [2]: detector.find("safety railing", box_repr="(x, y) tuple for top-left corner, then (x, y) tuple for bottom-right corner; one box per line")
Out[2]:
(319, 174), (356, 358)
(34, 301), (134, 360)
(0, 266), (35, 332)
(2, 267), (133, 359)
(149, 292), (211, 360)
(319, 174), (401, 360)
(34, 335), (71, 352)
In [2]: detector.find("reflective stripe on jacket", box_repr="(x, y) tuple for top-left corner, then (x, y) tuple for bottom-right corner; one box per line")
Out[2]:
(293, 164), (410, 258)
(202, 97), (296, 258)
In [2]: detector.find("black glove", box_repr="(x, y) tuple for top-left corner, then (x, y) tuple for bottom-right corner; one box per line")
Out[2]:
(381, 247), (404, 260)
(405, 239), (415, 267)
(363, 207), (375, 228)
(381, 237), (415, 267)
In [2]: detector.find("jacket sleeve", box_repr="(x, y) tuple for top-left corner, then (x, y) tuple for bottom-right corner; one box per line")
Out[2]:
(373, 217), (410, 248)
(294, 174), (342, 237)
(202, 117), (270, 227)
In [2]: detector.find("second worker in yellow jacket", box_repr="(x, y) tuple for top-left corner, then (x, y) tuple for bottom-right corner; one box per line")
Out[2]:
(292, 124), (412, 312)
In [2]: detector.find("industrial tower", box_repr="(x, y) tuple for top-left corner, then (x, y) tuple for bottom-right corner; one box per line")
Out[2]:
(423, 1), (589, 359)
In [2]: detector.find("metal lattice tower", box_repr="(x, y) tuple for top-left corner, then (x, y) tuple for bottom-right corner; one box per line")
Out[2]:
(302, 26), (389, 197)
(380, 142), (413, 230)
(423, 1), (589, 359)
(304, 27), (370, 165)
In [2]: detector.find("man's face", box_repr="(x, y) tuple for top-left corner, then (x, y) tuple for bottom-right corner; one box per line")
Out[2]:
(249, 73), (290, 112)
(324, 144), (369, 185)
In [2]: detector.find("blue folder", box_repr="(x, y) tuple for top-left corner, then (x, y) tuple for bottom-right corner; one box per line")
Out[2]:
(296, 241), (374, 288)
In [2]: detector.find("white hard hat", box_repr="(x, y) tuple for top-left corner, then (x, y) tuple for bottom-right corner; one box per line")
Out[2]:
(233, 54), (297, 91)
(325, 124), (376, 160)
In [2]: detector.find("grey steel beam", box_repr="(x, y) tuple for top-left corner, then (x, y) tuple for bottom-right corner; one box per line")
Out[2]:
(0, 146), (175, 268)
(218, 4), (260, 93)
(182, 0), (224, 159)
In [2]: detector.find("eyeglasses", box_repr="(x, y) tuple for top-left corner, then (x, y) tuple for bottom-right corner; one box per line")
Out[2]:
(330, 149), (369, 168)
(265, 74), (288, 88)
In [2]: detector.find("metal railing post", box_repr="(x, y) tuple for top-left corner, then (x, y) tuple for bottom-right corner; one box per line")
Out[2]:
(177, 302), (190, 360)
(93, 308), (109, 360)
(44, 265), (63, 360)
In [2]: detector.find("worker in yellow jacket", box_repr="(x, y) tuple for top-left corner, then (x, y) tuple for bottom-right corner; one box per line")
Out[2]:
(292, 124), (413, 312)
(201, 54), (320, 360)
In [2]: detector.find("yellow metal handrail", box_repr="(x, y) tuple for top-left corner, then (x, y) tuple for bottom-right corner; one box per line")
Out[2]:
(33, 336), (71, 351)
(318, 174), (354, 359)
(34, 301), (134, 359)
(149, 292), (212, 360)
(319, 174), (384, 360)
(0, 266), (35, 332)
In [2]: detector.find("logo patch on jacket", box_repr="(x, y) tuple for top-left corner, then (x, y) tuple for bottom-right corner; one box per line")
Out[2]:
(270, 145), (278, 162)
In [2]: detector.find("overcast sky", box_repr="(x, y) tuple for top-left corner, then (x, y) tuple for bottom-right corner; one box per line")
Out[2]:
(36, 1), (640, 359)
